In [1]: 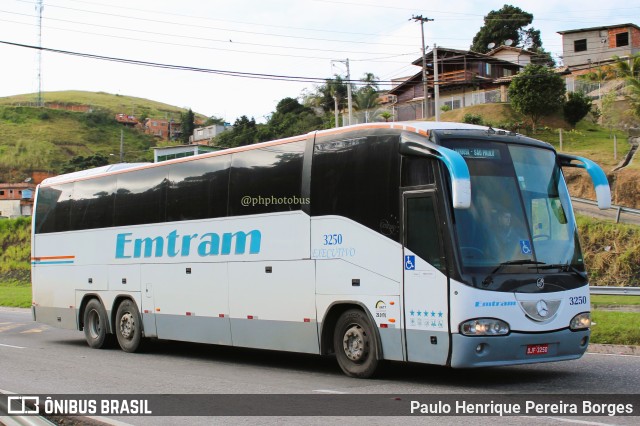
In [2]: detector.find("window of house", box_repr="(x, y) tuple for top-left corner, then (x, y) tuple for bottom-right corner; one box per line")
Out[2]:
(485, 63), (492, 76)
(574, 39), (587, 52)
(0, 191), (4, 196)
(616, 32), (629, 47)
(504, 69), (513, 77)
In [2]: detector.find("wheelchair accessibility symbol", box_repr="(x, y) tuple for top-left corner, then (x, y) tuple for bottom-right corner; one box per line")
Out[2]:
(519, 240), (532, 255)
(405, 255), (416, 270)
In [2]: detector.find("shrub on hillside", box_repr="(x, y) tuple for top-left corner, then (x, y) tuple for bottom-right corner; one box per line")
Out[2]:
(462, 113), (483, 125)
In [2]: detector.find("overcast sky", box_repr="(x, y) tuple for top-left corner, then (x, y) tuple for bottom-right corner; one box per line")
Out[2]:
(0, 0), (636, 123)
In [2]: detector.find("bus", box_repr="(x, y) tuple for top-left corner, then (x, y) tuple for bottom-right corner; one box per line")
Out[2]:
(31, 121), (611, 378)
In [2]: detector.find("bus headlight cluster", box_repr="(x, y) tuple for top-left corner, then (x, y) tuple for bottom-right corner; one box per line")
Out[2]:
(570, 312), (591, 330)
(460, 318), (509, 336)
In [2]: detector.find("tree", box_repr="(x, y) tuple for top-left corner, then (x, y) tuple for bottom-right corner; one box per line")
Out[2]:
(471, 5), (542, 53)
(563, 91), (592, 128)
(614, 54), (640, 119)
(61, 153), (109, 173)
(508, 64), (565, 131)
(180, 109), (195, 144)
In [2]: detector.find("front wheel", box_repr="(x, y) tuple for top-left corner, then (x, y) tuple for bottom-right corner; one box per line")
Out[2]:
(115, 299), (144, 353)
(333, 309), (379, 378)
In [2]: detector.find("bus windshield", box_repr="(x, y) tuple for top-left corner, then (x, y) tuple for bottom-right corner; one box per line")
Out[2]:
(443, 139), (585, 277)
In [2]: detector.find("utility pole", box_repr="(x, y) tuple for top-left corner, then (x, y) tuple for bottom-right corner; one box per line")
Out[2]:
(120, 129), (124, 162)
(36, 0), (44, 107)
(411, 15), (433, 119)
(434, 44), (440, 122)
(331, 59), (353, 125)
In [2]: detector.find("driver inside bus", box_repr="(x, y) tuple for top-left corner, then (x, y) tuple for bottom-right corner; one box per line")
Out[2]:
(492, 210), (519, 259)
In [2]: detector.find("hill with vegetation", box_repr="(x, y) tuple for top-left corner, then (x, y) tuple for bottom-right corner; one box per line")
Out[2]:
(0, 91), (203, 182)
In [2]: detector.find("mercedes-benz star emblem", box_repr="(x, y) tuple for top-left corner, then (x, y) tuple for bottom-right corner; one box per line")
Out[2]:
(536, 300), (549, 317)
(536, 277), (545, 289)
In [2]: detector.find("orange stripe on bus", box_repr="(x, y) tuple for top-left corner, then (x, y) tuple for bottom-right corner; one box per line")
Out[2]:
(31, 255), (75, 260)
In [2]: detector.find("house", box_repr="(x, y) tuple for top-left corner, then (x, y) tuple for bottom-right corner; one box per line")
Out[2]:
(144, 118), (182, 141)
(115, 113), (140, 127)
(189, 124), (231, 145)
(153, 145), (220, 162)
(0, 183), (36, 217)
(486, 45), (538, 67)
(388, 47), (524, 121)
(557, 23), (640, 69)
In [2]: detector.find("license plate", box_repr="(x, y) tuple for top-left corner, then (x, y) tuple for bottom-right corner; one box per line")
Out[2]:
(526, 344), (549, 355)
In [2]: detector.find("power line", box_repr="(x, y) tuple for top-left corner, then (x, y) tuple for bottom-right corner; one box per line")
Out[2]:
(0, 40), (409, 86)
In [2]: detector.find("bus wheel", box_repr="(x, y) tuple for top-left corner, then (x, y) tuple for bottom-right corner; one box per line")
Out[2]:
(115, 299), (144, 353)
(333, 309), (379, 378)
(83, 299), (111, 349)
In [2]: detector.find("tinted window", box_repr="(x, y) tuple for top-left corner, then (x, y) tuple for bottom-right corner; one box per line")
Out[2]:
(401, 155), (435, 187)
(114, 167), (168, 226)
(70, 176), (116, 230)
(311, 133), (400, 240)
(35, 183), (73, 234)
(406, 196), (444, 271)
(228, 141), (306, 216)
(167, 155), (230, 221)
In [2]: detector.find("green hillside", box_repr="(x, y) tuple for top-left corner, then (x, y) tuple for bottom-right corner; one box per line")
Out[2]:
(0, 91), (203, 182)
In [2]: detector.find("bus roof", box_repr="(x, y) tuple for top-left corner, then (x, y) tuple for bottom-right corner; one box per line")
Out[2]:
(38, 121), (518, 187)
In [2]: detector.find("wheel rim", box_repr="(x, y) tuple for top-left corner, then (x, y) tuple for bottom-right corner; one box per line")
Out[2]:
(119, 312), (135, 340)
(87, 309), (101, 339)
(342, 324), (368, 362)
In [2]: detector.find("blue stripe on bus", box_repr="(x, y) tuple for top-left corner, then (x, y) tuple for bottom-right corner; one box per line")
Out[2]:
(32, 261), (75, 265)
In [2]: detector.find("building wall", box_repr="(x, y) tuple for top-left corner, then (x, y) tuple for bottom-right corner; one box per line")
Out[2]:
(561, 26), (638, 67)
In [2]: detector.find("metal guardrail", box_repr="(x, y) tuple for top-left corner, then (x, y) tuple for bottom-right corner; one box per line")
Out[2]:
(572, 197), (640, 223)
(590, 286), (640, 296)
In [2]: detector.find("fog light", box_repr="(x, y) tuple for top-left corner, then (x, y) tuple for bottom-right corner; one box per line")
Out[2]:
(476, 344), (484, 353)
(570, 312), (591, 330)
(580, 336), (588, 346)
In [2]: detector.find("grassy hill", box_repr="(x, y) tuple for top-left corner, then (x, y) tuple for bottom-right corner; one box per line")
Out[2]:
(0, 91), (204, 182)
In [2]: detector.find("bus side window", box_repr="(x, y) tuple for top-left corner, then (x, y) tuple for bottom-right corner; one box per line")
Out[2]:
(70, 176), (116, 230)
(401, 156), (435, 187)
(114, 168), (169, 226)
(228, 141), (305, 216)
(166, 155), (230, 221)
(35, 183), (73, 234)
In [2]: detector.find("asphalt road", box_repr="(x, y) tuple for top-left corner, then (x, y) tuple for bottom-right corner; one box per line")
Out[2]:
(1, 307), (639, 426)
(572, 198), (640, 226)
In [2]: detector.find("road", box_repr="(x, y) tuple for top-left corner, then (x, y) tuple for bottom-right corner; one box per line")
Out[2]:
(0, 307), (639, 425)
(572, 198), (640, 226)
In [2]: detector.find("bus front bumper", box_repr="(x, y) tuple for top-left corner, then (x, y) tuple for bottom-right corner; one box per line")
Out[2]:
(450, 329), (590, 368)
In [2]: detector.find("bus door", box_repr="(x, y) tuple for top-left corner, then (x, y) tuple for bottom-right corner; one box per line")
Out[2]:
(402, 191), (450, 365)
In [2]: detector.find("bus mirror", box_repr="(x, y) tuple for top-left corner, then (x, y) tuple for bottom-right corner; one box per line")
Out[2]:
(400, 134), (471, 209)
(558, 154), (611, 210)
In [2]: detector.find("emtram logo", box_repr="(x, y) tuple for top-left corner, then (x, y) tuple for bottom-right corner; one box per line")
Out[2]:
(115, 229), (261, 259)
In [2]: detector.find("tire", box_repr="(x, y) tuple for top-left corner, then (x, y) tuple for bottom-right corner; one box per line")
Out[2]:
(115, 299), (144, 353)
(83, 299), (112, 349)
(333, 309), (379, 378)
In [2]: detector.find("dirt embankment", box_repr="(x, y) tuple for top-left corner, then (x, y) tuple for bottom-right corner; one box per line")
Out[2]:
(565, 168), (640, 209)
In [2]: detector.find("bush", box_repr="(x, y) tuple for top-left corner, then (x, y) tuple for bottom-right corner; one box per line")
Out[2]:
(440, 104), (452, 112)
(564, 91), (592, 127)
(462, 113), (484, 125)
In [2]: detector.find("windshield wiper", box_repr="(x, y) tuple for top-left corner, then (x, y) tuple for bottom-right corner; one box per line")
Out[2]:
(482, 260), (544, 285)
(537, 263), (584, 274)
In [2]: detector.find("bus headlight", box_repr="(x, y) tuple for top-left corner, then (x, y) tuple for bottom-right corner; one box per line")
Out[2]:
(459, 318), (510, 336)
(570, 312), (591, 330)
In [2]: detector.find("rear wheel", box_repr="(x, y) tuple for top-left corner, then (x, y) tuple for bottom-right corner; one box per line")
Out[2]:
(83, 299), (112, 349)
(333, 309), (379, 378)
(115, 299), (144, 352)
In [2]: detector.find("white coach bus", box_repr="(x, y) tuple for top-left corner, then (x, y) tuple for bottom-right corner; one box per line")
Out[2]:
(31, 122), (611, 378)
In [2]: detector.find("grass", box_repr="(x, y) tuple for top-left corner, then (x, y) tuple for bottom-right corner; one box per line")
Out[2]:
(591, 295), (640, 307)
(590, 311), (640, 345)
(0, 280), (31, 308)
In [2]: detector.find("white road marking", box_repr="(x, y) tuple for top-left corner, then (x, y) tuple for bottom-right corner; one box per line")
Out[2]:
(0, 343), (26, 349)
(523, 416), (620, 426)
(586, 352), (640, 358)
(313, 389), (349, 394)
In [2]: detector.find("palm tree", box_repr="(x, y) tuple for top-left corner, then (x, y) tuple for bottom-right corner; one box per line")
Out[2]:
(614, 54), (640, 119)
(354, 88), (380, 123)
(379, 110), (393, 122)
